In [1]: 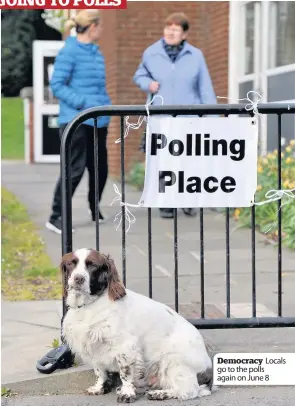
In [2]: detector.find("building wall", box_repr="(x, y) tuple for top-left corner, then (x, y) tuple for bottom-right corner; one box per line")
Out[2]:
(99, 2), (229, 178)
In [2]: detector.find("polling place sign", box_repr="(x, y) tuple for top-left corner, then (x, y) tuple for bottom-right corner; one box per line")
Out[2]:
(139, 116), (258, 208)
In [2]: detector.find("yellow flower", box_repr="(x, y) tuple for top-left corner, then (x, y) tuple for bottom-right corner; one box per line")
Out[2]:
(286, 157), (293, 164)
(267, 153), (276, 160)
(257, 185), (262, 191)
(262, 158), (268, 164)
(257, 165), (263, 173)
(285, 146), (292, 153)
(273, 149), (278, 156)
(281, 152), (284, 158)
(289, 139), (295, 146)
(283, 180), (290, 189)
(233, 209), (241, 219)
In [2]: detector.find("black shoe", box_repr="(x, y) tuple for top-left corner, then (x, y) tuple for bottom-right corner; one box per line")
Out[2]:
(89, 209), (107, 223)
(45, 218), (75, 235)
(182, 208), (198, 217)
(159, 208), (174, 219)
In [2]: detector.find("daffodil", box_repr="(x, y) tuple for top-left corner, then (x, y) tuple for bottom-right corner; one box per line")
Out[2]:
(285, 146), (292, 153)
(286, 157), (293, 164)
(267, 153), (276, 160)
(257, 185), (262, 191)
(233, 209), (241, 219)
(257, 165), (263, 173)
(289, 139), (295, 146)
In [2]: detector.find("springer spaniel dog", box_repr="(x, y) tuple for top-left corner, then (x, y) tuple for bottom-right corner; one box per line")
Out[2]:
(61, 248), (214, 403)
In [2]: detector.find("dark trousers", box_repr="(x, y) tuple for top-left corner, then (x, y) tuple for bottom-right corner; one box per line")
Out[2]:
(49, 124), (108, 221)
(159, 172), (173, 213)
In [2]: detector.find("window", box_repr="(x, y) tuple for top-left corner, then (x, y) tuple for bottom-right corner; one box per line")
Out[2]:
(268, 2), (295, 69)
(243, 2), (255, 75)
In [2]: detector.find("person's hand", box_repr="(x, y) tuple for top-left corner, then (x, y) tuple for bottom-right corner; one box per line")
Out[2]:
(149, 81), (160, 93)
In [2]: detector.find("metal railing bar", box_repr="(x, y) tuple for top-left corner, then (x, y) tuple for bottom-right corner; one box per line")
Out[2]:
(189, 316), (295, 329)
(251, 205), (257, 317)
(120, 116), (127, 287)
(200, 208), (205, 318)
(173, 208), (179, 313)
(148, 208), (153, 298)
(60, 104), (295, 129)
(94, 119), (100, 251)
(277, 114), (282, 317)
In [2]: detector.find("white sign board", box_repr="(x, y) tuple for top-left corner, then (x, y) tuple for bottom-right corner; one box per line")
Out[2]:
(139, 116), (258, 208)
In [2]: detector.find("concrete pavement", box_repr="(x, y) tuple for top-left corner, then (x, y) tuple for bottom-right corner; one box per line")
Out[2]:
(2, 161), (295, 404)
(2, 387), (295, 406)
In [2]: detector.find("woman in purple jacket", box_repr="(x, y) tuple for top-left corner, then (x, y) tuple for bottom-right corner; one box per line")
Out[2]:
(133, 12), (216, 219)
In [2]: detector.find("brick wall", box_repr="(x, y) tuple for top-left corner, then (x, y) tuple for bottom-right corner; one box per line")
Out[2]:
(100, 1), (229, 178)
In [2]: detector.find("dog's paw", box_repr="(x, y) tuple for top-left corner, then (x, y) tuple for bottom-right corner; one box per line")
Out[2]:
(198, 386), (211, 397)
(117, 393), (136, 403)
(86, 385), (105, 395)
(146, 390), (169, 400)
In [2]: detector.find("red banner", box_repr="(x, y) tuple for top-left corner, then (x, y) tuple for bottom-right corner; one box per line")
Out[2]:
(0, 0), (127, 9)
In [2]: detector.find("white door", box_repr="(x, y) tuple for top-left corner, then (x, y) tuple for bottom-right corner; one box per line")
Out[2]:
(229, 1), (295, 155)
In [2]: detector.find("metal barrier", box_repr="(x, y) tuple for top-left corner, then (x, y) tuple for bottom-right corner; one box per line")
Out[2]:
(60, 103), (295, 330)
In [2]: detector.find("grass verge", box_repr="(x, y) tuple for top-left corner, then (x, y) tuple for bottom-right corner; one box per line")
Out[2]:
(1, 97), (24, 160)
(1, 187), (61, 300)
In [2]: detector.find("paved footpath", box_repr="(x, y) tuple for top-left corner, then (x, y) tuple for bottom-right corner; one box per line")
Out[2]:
(2, 388), (295, 406)
(2, 161), (295, 405)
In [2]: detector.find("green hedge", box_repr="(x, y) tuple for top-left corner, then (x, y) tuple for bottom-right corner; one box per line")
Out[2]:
(1, 97), (24, 160)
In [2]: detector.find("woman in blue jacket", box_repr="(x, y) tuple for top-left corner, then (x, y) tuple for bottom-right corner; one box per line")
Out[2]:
(133, 12), (217, 219)
(46, 10), (111, 234)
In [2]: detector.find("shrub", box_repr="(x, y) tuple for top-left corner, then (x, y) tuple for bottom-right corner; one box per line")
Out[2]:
(127, 161), (145, 191)
(233, 139), (295, 249)
(1, 11), (39, 96)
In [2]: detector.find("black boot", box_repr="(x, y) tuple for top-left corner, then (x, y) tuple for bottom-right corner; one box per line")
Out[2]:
(159, 208), (174, 219)
(182, 208), (198, 217)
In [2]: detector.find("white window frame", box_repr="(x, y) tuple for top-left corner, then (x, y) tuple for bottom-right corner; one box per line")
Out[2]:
(228, 1), (295, 155)
(33, 40), (64, 163)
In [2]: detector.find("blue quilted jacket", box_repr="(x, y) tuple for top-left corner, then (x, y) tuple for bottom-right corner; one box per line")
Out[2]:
(50, 36), (111, 128)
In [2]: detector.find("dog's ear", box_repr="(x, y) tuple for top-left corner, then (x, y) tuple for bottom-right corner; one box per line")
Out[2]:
(60, 252), (76, 297)
(60, 254), (69, 297)
(106, 256), (126, 301)
(89, 260), (109, 296)
(86, 250), (126, 300)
